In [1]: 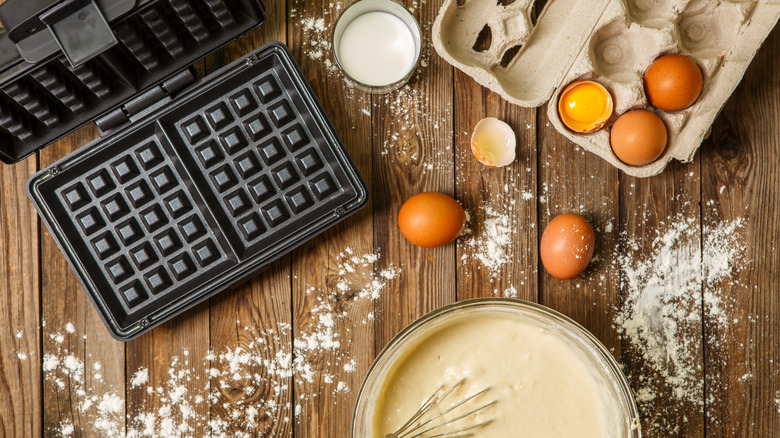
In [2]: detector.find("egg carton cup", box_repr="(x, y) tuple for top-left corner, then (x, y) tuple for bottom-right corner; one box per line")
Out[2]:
(433, 0), (780, 177)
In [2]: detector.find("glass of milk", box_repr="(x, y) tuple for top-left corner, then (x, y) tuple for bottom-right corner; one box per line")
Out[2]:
(332, 0), (422, 93)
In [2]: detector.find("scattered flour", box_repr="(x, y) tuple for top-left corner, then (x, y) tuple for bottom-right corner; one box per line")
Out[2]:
(42, 348), (123, 436)
(300, 16), (333, 65)
(462, 204), (514, 279)
(130, 368), (149, 388)
(502, 286), (518, 299)
(59, 423), (74, 436)
(776, 390), (780, 413)
(614, 214), (745, 435)
(39, 247), (400, 437)
(43, 354), (59, 371)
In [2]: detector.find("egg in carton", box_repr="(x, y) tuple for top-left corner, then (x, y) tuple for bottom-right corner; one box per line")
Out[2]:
(433, 0), (780, 177)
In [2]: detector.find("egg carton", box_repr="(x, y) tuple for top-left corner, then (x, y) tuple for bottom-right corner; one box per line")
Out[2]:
(432, 0), (780, 177)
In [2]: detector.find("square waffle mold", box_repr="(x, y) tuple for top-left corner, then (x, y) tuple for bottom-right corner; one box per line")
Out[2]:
(0, 0), (265, 164)
(28, 43), (369, 340)
(433, 0), (780, 177)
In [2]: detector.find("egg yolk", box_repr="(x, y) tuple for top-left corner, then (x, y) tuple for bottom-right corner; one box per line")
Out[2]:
(474, 129), (507, 163)
(558, 81), (613, 133)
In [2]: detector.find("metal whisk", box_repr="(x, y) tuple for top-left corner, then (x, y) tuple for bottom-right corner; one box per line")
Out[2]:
(384, 379), (497, 438)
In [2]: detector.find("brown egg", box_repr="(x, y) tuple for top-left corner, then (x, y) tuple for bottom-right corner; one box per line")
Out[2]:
(610, 110), (667, 166)
(398, 192), (465, 248)
(644, 54), (703, 111)
(540, 213), (595, 279)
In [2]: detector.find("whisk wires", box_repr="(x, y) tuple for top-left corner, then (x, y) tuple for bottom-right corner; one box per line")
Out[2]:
(384, 379), (496, 438)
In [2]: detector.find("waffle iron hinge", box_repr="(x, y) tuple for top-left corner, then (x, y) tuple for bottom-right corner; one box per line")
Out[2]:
(95, 67), (200, 136)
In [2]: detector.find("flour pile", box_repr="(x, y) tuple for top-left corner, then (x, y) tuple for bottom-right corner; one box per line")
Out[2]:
(463, 205), (513, 276)
(40, 248), (399, 437)
(460, 192), (523, 286)
(614, 215), (745, 434)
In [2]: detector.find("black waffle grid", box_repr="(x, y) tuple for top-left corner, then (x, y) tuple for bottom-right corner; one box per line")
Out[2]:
(172, 71), (344, 257)
(57, 134), (231, 310)
(30, 44), (367, 338)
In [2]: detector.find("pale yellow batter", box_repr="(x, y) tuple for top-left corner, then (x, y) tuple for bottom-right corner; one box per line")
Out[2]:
(373, 312), (618, 437)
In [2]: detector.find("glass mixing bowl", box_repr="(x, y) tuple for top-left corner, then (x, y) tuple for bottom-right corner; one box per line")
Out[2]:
(352, 298), (642, 438)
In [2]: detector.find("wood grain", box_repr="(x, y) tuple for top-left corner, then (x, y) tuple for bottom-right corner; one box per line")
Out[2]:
(372, 0), (457, 350)
(702, 23), (780, 438)
(40, 126), (127, 438)
(287, 0), (376, 436)
(207, 4), (294, 437)
(535, 112), (622, 348)
(0, 0), (779, 436)
(453, 72), (538, 302)
(0, 154), (41, 437)
(619, 158), (703, 437)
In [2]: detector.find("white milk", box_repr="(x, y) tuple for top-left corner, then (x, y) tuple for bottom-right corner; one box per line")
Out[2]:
(337, 11), (417, 86)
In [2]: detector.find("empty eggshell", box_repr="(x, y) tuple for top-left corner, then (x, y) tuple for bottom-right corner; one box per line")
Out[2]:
(470, 117), (516, 168)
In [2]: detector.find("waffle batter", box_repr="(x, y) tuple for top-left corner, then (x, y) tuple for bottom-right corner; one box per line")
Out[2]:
(373, 312), (617, 437)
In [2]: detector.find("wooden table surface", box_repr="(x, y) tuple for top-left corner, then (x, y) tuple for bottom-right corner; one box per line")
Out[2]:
(1, 0), (779, 437)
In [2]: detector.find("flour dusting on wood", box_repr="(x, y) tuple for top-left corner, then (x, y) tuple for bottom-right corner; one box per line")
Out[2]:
(36, 248), (400, 437)
(614, 214), (746, 435)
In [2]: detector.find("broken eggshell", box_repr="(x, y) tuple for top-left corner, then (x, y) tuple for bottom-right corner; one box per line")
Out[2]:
(470, 117), (516, 168)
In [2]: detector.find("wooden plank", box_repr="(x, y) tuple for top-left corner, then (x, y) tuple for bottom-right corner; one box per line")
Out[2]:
(40, 126), (127, 437)
(286, 0), (376, 436)
(0, 0), (41, 430)
(125, 309), (210, 436)
(453, 72), (538, 302)
(207, 2), (294, 436)
(208, 268), (294, 436)
(371, 0), (456, 345)
(535, 116), (622, 348)
(531, 0), (621, 343)
(0, 154), (41, 437)
(702, 24), (780, 438)
(617, 159), (703, 437)
(530, 2), (702, 435)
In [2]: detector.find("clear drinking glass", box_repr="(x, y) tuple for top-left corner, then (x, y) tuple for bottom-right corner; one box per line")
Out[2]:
(332, 0), (422, 94)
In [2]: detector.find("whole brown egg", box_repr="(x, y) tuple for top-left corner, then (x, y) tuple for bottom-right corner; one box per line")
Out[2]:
(398, 192), (466, 248)
(540, 213), (596, 279)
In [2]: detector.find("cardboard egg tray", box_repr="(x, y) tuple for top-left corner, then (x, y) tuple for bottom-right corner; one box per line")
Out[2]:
(433, 0), (780, 177)
(28, 43), (368, 340)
